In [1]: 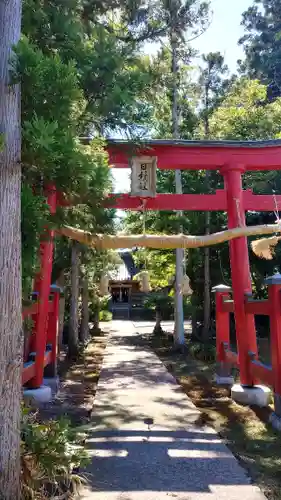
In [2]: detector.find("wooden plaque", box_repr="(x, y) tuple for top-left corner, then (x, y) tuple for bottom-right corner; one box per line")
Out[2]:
(130, 156), (157, 197)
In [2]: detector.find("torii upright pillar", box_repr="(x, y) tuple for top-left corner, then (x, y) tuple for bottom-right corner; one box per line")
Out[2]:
(221, 165), (258, 386)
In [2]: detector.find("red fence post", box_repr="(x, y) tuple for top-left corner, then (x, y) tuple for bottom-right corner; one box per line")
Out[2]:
(30, 185), (57, 388)
(45, 284), (61, 378)
(212, 284), (234, 384)
(266, 274), (281, 421)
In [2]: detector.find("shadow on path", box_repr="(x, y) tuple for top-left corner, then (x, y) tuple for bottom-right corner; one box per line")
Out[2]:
(83, 321), (265, 500)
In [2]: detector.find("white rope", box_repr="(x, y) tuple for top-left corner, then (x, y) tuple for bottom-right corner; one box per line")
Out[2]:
(138, 198), (150, 292)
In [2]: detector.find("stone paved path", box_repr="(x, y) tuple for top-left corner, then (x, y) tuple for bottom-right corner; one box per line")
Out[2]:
(82, 321), (265, 500)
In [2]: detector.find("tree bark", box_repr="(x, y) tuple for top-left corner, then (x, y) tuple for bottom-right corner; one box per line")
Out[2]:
(93, 306), (100, 334)
(80, 274), (89, 343)
(0, 0), (22, 497)
(68, 241), (80, 358)
(203, 165), (211, 341)
(203, 211), (211, 340)
(171, 28), (185, 347)
(153, 309), (163, 335)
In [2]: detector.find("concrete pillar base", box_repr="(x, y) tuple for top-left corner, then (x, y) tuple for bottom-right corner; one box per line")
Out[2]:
(231, 384), (271, 407)
(43, 376), (60, 395)
(215, 374), (235, 385)
(23, 385), (52, 405)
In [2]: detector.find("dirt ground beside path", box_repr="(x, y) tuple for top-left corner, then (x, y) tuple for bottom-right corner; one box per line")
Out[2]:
(141, 333), (281, 500)
(40, 330), (108, 424)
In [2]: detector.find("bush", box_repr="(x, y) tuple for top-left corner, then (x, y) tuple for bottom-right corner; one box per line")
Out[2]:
(99, 310), (112, 322)
(21, 406), (89, 499)
(144, 293), (174, 320)
(189, 342), (216, 362)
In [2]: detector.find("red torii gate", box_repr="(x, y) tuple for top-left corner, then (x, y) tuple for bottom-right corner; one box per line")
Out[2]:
(106, 139), (281, 389)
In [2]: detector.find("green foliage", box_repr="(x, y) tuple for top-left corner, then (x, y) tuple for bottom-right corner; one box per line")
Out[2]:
(146, 47), (198, 138)
(20, 0), (168, 296)
(197, 51), (229, 137)
(132, 248), (175, 289)
(21, 406), (89, 499)
(17, 32), (114, 291)
(239, 0), (281, 100)
(208, 79), (281, 140)
(22, 0), (158, 135)
(198, 75), (281, 308)
(15, 37), (83, 128)
(21, 184), (50, 298)
(144, 292), (174, 317)
(99, 310), (113, 321)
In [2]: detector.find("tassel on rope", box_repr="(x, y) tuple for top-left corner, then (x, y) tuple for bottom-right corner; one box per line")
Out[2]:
(251, 199), (281, 260)
(182, 274), (192, 296)
(181, 234), (192, 296)
(140, 271), (150, 293)
(251, 236), (281, 260)
(99, 273), (109, 296)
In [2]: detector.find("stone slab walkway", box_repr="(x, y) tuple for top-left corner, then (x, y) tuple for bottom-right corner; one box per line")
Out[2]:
(82, 321), (265, 500)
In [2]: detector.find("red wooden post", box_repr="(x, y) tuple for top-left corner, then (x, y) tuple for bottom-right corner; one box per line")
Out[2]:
(221, 165), (258, 386)
(31, 185), (57, 388)
(45, 284), (61, 377)
(212, 284), (233, 381)
(266, 274), (281, 417)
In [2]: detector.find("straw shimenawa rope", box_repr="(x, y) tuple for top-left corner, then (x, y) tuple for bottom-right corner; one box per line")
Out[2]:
(59, 224), (281, 252)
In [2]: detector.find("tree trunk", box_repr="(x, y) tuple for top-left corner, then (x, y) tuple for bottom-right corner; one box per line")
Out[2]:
(203, 165), (211, 341)
(93, 306), (100, 334)
(0, 0), (22, 497)
(203, 211), (211, 340)
(80, 274), (89, 343)
(153, 309), (163, 335)
(202, 111), (211, 341)
(68, 241), (80, 358)
(171, 29), (185, 347)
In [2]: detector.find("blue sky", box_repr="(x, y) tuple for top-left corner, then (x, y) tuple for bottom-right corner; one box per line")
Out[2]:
(193, 0), (252, 72)
(112, 0), (253, 193)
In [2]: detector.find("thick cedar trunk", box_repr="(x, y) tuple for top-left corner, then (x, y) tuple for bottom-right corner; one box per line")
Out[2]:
(0, 0), (22, 498)
(80, 274), (89, 343)
(68, 241), (80, 358)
